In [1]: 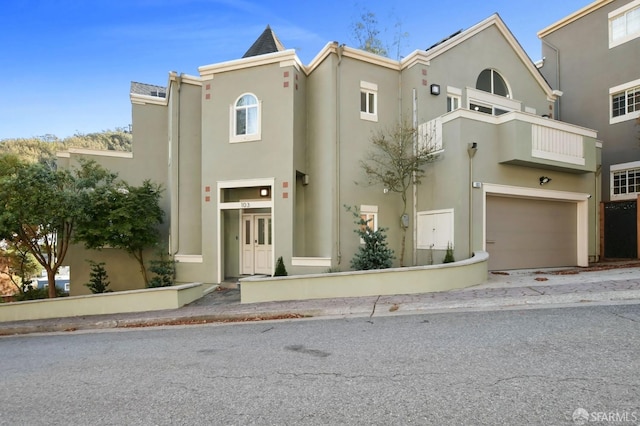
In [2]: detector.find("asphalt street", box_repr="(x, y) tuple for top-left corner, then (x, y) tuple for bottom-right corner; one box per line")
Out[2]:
(1, 303), (639, 425)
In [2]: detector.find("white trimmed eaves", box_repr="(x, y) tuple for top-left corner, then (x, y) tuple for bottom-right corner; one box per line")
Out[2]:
(538, 0), (614, 38)
(422, 14), (555, 100)
(340, 46), (400, 70)
(130, 93), (168, 106)
(57, 148), (133, 159)
(401, 50), (430, 69)
(306, 42), (339, 74)
(198, 49), (303, 78)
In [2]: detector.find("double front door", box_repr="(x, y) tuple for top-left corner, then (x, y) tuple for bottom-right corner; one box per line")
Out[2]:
(242, 214), (272, 275)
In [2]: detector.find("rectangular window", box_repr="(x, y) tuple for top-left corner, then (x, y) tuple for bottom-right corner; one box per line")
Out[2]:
(609, 0), (640, 48)
(611, 162), (640, 198)
(360, 81), (378, 122)
(610, 79), (640, 124)
(359, 205), (378, 244)
(447, 95), (460, 112)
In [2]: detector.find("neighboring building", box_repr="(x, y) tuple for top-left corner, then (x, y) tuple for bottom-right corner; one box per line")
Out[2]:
(538, 0), (640, 259)
(60, 15), (601, 295)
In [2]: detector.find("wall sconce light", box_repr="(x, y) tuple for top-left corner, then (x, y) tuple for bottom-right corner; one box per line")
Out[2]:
(467, 142), (478, 158)
(259, 187), (270, 197)
(539, 176), (551, 185)
(430, 84), (440, 95)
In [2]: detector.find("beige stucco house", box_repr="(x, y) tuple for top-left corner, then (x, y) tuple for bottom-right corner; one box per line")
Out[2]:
(60, 15), (601, 295)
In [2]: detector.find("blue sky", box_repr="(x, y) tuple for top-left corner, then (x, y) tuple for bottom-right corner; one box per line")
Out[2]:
(1, 0), (590, 140)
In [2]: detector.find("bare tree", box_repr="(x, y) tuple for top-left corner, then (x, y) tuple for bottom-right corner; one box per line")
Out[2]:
(351, 7), (409, 60)
(360, 122), (439, 266)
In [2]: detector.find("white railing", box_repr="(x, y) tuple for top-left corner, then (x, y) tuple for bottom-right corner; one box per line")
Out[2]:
(418, 118), (443, 153)
(531, 124), (585, 165)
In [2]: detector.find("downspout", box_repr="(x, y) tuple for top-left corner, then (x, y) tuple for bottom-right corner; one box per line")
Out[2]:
(412, 88), (418, 266)
(595, 164), (602, 262)
(467, 143), (478, 257)
(335, 45), (342, 266)
(541, 38), (561, 120)
(170, 73), (182, 255)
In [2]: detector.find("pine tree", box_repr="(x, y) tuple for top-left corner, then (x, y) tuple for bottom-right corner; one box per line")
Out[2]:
(347, 206), (395, 270)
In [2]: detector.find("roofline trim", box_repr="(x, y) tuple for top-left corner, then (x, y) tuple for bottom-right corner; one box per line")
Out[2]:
(538, 0), (614, 38)
(199, 49), (302, 77)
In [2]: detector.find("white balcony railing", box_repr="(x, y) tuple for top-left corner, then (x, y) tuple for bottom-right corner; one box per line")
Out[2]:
(531, 124), (585, 166)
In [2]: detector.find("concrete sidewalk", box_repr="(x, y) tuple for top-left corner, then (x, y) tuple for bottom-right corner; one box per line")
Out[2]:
(2, 262), (640, 336)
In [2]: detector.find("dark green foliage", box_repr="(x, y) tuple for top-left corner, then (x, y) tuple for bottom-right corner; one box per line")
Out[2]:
(0, 156), (116, 297)
(346, 205), (395, 270)
(148, 253), (175, 288)
(75, 179), (164, 287)
(443, 242), (455, 264)
(85, 260), (111, 294)
(15, 286), (68, 301)
(273, 256), (288, 277)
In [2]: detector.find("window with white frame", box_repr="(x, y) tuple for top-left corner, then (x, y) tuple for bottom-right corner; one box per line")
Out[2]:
(360, 81), (378, 122)
(417, 209), (454, 250)
(610, 79), (640, 124)
(447, 86), (461, 112)
(609, 0), (640, 48)
(476, 69), (510, 98)
(230, 93), (261, 142)
(359, 205), (378, 243)
(611, 162), (640, 199)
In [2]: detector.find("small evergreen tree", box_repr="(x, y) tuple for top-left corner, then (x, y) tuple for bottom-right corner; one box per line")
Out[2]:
(443, 242), (455, 264)
(148, 252), (176, 288)
(346, 205), (395, 270)
(84, 260), (111, 294)
(273, 256), (288, 277)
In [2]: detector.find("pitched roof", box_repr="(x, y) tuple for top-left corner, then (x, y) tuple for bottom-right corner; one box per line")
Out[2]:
(242, 25), (286, 58)
(538, 0), (614, 38)
(130, 81), (167, 98)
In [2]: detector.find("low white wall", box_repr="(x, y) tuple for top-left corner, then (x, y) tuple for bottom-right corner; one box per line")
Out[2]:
(240, 252), (489, 303)
(0, 283), (205, 323)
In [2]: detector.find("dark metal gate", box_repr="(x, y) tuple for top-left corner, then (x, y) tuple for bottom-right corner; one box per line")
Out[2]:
(604, 200), (637, 259)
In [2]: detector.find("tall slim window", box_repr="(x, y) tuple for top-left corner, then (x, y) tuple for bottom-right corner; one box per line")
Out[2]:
(360, 81), (378, 122)
(231, 93), (261, 142)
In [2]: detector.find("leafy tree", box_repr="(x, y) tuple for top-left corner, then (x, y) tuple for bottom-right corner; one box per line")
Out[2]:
(443, 242), (455, 264)
(0, 240), (41, 294)
(84, 260), (111, 294)
(360, 122), (438, 266)
(351, 7), (409, 59)
(75, 180), (164, 287)
(346, 205), (394, 270)
(0, 155), (116, 297)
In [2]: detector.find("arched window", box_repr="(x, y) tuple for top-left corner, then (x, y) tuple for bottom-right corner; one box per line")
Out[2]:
(230, 93), (261, 142)
(476, 69), (510, 98)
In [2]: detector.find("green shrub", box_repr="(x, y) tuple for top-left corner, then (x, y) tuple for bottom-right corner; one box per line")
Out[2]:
(273, 256), (288, 277)
(15, 286), (67, 301)
(85, 260), (111, 294)
(148, 253), (176, 288)
(346, 205), (395, 270)
(443, 242), (455, 263)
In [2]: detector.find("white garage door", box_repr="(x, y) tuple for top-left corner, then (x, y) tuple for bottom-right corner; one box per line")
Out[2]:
(486, 195), (577, 270)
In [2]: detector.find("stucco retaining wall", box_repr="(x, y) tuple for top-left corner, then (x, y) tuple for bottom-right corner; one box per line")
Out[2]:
(0, 283), (205, 323)
(240, 252), (489, 303)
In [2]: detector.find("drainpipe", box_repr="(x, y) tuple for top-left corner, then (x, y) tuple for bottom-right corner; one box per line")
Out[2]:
(169, 72), (182, 256)
(412, 88), (418, 266)
(541, 38), (561, 120)
(335, 43), (344, 266)
(467, 143), (478, 257)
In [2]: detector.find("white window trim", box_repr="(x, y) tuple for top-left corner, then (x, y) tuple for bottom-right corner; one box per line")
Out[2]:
(360, 81), (378, 122)
(467, 87), (521, 116)
(230, 93), (262, 143)
(447, 87), (462, 112)
(609, 78), (640, 124)
(609, 0), (640, 49)
(359, 205), (378, 244)
(611, 161), (640, 200)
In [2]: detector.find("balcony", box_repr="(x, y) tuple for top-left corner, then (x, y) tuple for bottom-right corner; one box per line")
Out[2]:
(438, 110), (600, 173)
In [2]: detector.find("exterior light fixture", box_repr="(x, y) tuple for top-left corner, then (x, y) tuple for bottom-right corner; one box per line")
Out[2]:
(467, 142), (478, 158)
(430, 84), (440, 95)
(539, 176), (551, 185)
(259, 187), (270, 197)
